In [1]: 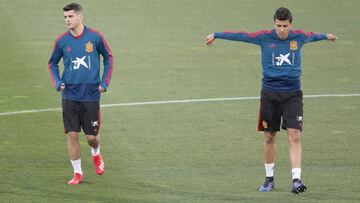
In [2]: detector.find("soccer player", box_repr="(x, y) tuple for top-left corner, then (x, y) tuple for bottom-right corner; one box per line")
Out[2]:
(48, 3), (113, 185)
(205, 7), (337, 193)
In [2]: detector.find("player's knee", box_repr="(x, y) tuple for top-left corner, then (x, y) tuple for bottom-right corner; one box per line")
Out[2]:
(86, 135), (98, 142)
(68, 132), (79, 139)
(288, 132), (301, 144)
(264, 132), (276, 144)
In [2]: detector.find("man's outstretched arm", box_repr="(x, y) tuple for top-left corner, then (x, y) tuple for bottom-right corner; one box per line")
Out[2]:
(206, 30), (269, 46)
(303, 31), (338, 44)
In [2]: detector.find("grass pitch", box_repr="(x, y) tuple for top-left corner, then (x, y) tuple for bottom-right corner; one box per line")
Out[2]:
(0, 0), (359, 202)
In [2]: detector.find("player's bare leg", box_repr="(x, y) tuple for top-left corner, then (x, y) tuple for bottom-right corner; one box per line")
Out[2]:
(264, 131), (277, 164)
(68, 132), (81, 160)
(287, 128), (307, 193)
(87, 135), (105, 175)
(259, 131), (276, 192)
(288, 128), (301, 169)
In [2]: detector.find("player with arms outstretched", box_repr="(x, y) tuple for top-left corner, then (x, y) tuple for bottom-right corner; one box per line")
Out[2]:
(206, 7), (337, 194)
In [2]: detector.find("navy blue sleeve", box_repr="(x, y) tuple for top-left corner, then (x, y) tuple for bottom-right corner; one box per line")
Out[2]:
(97, 34), (114, 90)
(48, 41), (63, 91)
(214, 30), (270, 45)
(303, 32), (328, 44)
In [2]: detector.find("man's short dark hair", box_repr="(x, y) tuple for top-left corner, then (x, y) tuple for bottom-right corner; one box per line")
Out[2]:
(274, 7), (292, 23)
(63, 3), (82, 12)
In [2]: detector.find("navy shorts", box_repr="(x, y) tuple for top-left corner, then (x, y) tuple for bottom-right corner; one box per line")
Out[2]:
(62, 99), (101, 136)
(258, 90), (303, 132)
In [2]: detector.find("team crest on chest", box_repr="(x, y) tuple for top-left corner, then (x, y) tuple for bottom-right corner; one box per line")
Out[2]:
(86, 41), (94, 52)
(290, 41), (298, 51)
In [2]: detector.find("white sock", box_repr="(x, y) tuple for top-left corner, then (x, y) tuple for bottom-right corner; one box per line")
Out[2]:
(71, 159), (83, 175)
(292, 168), (301, 180)
(91, 145), (100, 156)
(265, 163), (274, 177)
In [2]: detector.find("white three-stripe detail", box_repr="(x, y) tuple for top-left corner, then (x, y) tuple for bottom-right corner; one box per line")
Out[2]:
(99, 161), (104, 171)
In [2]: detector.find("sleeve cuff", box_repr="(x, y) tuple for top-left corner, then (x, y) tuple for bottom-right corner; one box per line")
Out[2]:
(55, 81), (63, 92)
(214, 32), (221, 39)
(100, 82), (108, 91)
(323, 33), (328, 40)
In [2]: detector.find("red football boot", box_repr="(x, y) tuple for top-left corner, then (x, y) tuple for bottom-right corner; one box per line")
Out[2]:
(92, 154), (105, 175)
(67, 173), (83, 185)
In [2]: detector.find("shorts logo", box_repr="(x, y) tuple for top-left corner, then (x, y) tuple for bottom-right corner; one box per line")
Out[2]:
(297, 116), (303, 127)
(262, 120), (268, 129)
(297, 116), (303, 122)
(91, 121), (99, 127)
(86, 41), (94, 52)
(290, 40), (298, 51)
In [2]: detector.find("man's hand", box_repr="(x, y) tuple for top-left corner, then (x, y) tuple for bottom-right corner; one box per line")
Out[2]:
(99, 86), (106, 93)
(206, 33), (215, 46)
(327, 33), (338, 42)
(60, 83), (65, 92)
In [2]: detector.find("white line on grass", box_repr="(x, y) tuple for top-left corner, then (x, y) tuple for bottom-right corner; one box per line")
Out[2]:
(1, 93), (359, 116)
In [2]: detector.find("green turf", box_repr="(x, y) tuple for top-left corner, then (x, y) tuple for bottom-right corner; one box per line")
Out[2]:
(0, 0), (360, 202)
